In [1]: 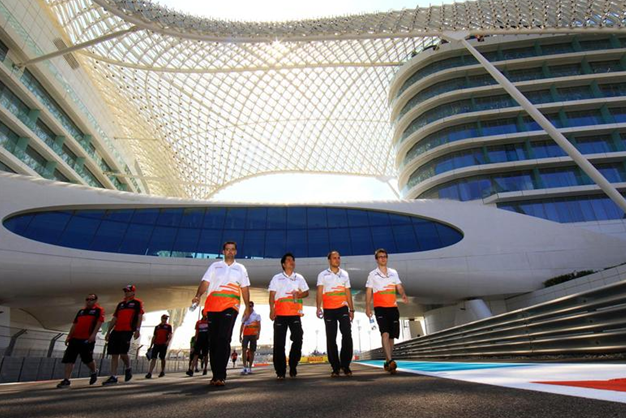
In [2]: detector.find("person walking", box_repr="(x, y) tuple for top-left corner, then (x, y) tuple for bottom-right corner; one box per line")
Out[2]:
(145, 314), (173, 378)
(187, 312), (210, 376)
(231, 350), (238, 369)
(269, 252), (309, 380)
(102, 285), (144, 385)
(239, 301), (261, 375)
(316, 251), (355, 377)
(366, 249), (409, 374)
(191, 241), (251, 387)
(56, 293), (104, 388)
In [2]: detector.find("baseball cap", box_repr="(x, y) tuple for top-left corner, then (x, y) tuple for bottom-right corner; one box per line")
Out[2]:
(123, 285), (136, 292)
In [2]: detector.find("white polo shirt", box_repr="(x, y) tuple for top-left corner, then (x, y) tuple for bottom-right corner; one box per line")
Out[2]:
(268, 271), (309, 316)
(366, 267), (402, 308)
(201, 260), (250, 312)
(316, 268), (351, 309)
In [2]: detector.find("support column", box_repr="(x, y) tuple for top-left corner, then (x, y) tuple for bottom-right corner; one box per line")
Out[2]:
(444, 32), (626, 214)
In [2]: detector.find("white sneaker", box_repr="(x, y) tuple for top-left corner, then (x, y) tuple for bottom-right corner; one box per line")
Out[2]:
(247, 367), (253, 374)
(240, 368), (248, 375)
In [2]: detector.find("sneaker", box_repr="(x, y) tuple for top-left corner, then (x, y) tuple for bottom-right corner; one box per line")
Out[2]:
(195, 368), (200, 373)
(330, 370), (340, 378)
(276, 375), (285, 380)
(240, 368), (248, 375)
(383, 361), (389, 371)
(186, 370), (194, 377)
(158, 371), (165, 378)
(202, 370), (208, 376)
(214, 379), (226, 387)
(289, 368), (297, 378)
(56, 379), (71, 389)
(145, 372), (152, 379)
(89, 370), (98, 385)
(388, 360), (397, 374)
(342, 367), (353, 376)
(247, 367), (253, 375)
(124, 368), (132, 382)
(209, 379), (217, 386)
(102, 376), (118, 386)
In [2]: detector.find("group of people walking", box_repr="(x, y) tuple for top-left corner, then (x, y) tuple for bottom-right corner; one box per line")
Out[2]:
(57, 240), (408, 388)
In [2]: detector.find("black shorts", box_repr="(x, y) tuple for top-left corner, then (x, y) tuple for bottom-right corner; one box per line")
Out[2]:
(108, 331), (133, 355)
(62, 339), (95, 364)
(375, 307), (400, 339)
(152, 344), (168, 360)
(242, 335), (257, 353)
(193, 335), (209, 358)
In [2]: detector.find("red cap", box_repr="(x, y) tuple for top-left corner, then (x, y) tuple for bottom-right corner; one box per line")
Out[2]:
(123, 285), (136, 292)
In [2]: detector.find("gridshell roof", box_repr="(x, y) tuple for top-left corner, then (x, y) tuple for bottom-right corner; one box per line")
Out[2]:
(43, 0), (626, 198)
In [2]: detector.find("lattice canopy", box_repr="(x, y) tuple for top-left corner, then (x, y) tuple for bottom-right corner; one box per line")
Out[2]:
(42, 0), (626, 198)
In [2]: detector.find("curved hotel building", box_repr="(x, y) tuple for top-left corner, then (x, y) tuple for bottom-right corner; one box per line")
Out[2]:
(393, 34), (626, 229)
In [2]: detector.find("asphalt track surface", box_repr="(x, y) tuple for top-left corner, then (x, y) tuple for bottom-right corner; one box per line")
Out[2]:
(1, 364), (626, 418)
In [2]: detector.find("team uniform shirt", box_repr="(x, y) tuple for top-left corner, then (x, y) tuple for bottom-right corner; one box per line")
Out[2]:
(112, 298), (144, 331)
(365, 267), (402, 308)
(268, 272), (309, 316)
(316, 268), (351, 309)
(71, 305), (105, 340)
(195, 319), (210, 338)
(201, 260), (251, 312)
(242, 311), (262, 336)
(153, 323), (173, 345)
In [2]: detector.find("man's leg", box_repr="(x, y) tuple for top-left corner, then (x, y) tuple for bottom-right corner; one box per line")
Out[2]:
(273, 316), (288, 377)
(148, 358), (157, 374)
(110, 354), (119, 376)
(338, 308), (353, 370)
(217, 309), (238, 381)
(288, 316), (303, 375)
(324, 309), (340, 373)
(382, 333), (392, 361)
(241, 338), (249, 371)
(161, 358), (166, 373)
(208, 312), (221, 381)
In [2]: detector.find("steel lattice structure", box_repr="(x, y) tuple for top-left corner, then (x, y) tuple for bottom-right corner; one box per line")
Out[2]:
(41, 0), (626, 198)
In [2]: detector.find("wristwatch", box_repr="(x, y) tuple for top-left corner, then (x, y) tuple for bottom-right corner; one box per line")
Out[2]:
(349, 309), (355, 313)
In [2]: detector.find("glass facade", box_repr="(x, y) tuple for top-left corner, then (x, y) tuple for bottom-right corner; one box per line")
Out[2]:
(3, 206), (464, 259)
(499, 195), (626, 223)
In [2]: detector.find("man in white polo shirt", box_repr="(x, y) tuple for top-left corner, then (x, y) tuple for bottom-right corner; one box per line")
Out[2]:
(269, 252), (309, 380)
(192, 241), (251, 387)
(316, 250), (355, 377)
(365, 248), (409, 374)
(239, 300), (261, 375)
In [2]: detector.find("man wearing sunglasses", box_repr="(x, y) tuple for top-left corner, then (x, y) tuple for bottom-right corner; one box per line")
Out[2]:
(103, 285), (144, 385)
(365, 249), (409, 374)
(57, 293), (104, 388)
(239, 300), (261, 375)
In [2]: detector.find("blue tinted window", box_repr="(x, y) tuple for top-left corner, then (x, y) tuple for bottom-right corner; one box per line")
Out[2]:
(172, 227), (200, 255)
(307, 208), (327, 228)
(204, 208), (226, 229)
(3, 214), (33, 235)
(221, 230), (244, 250)
(243, 230), (265, 259)
(104, 209), (134, 222)
(266, 208), (286, 229)
(119, 224), (153, 255)
(347, 209), (369, 227)
(90, 220), (128, 252)
(24, 212), (72, 244)
(224, 208), (246, 229)
(286, 229), (307, 257)
(368, 211), (390, 226)
(328, 228), (352, 255)
(156, 209), (183, 227)
(180, 208), (205, 228)
(390, 214), (413, 225)
(436, 223), (462, 246)
(80, 210), (105, 220)
(327, 208), (349, 227)
(146, 226), (177, 256)
(265, 230), (286, 259)
(287, 207), (307, 229)
(58, 214), (101, 249)
(349, 227), (374, 254)
(131, 209), (159, 225)
(308, 229), (329, 257)
(246, 208), (267, 230)
(196, 229), (223, 258)
(414, 222), (441, 251)
(392, 225), (419, 252)
(370, 226), (397, 253)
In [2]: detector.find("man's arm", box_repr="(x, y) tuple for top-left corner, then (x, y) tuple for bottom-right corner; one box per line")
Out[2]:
(346, 288), (355, 322)
(316, 285), (324, 318)
(192, 281), (209, 305)
(269, 290), (276, 321)
(365, 287), (373, 318)
(239, 322), (245, 342)
(105, 317), (117, 341)
(88, 321), (103, 343)
(134, 314), (143, 340)
(241, 286), (251, 320)
(397, 284), (409, 304)
(65, 323), (76, 345)
(297, 290), (310, 299)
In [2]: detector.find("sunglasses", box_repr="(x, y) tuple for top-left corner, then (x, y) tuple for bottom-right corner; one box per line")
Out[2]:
(85, 298), (97, 301)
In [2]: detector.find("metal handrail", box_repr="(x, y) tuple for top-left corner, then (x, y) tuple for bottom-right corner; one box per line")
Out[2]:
(361, 279), (626, 360)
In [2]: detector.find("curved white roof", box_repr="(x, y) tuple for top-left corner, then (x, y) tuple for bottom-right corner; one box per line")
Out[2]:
(42, 0), (626, 198)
